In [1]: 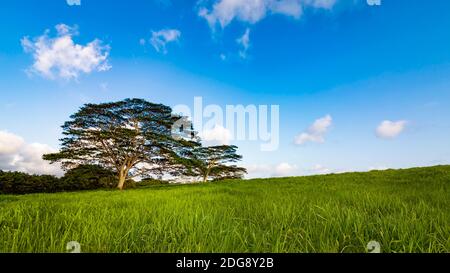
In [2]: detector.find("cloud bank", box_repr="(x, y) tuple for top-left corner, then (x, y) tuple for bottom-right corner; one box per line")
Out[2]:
(245, 162), (337, 178)
(0, 131), (63, 176)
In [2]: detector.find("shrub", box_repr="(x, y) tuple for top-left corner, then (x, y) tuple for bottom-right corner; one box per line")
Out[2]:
(137, 178), (169, 187)
(61, 165), (117, 191)
(0, 171), (60, 195)
(0, 165), (119, 195)
(124, 179), (137, 189)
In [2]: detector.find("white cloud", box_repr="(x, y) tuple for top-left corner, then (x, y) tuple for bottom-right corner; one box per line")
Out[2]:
(150, 29), (181, 54)
(21, 24), (111, 80)
(200, 124), (233, 145)
(309, 164), (331, 174)
(245, 162), (299, 178)
(294, 115), (332, 145)
(274, 162), (298, 176)
(0, 131), (24, 155)
(237, 28), (251, 59)
(66, 0), (81, 6)
(271, 0), (303, 18)
(198, 0), (337, 29)
(0, 131), (63, 176)
(376, 120), (407, 139)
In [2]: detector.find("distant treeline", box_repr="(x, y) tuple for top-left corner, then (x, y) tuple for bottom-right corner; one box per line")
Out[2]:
(0, 165), (166, 195)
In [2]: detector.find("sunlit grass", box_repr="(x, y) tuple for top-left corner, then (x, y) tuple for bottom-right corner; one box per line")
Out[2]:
(0, 165), (449, 253)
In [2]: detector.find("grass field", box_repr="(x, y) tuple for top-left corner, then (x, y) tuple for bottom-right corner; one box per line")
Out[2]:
(0, 165), (449, 253)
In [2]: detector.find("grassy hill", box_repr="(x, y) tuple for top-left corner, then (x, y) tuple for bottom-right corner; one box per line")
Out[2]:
(0, 165), (449, 253)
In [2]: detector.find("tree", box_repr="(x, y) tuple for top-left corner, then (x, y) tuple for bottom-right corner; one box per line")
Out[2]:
(43, 98), (198, 190)
(182, 145), (247, 182)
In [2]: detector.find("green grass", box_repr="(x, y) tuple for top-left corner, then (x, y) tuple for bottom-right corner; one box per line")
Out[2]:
(1, 165), (449, 253)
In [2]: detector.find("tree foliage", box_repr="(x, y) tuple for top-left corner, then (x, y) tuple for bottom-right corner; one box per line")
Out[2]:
(43, 98), (198, 190)
(181, 145), (247, 182)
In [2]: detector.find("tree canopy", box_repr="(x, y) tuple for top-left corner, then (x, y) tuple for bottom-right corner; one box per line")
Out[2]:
(43, 98), (246, 189)
(181, 145), (247, 182)
(44, 98), (198, 189)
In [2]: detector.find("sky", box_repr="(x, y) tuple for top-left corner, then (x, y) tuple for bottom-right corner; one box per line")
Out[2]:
(1, 0), (450, 178)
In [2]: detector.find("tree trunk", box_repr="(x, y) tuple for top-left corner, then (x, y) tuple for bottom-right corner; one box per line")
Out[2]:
(202, 167), (210, 183)
(117, 173), (126, 190)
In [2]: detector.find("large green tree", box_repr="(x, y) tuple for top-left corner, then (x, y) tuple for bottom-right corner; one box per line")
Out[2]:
(182, 145), (247, 182)
(43, 98), (198, 190)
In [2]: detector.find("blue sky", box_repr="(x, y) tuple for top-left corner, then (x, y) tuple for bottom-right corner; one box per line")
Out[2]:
(1, 0), (450, 177)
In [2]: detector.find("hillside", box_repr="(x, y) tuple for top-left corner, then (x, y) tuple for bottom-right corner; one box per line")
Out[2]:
(0, 165), (449, 253)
